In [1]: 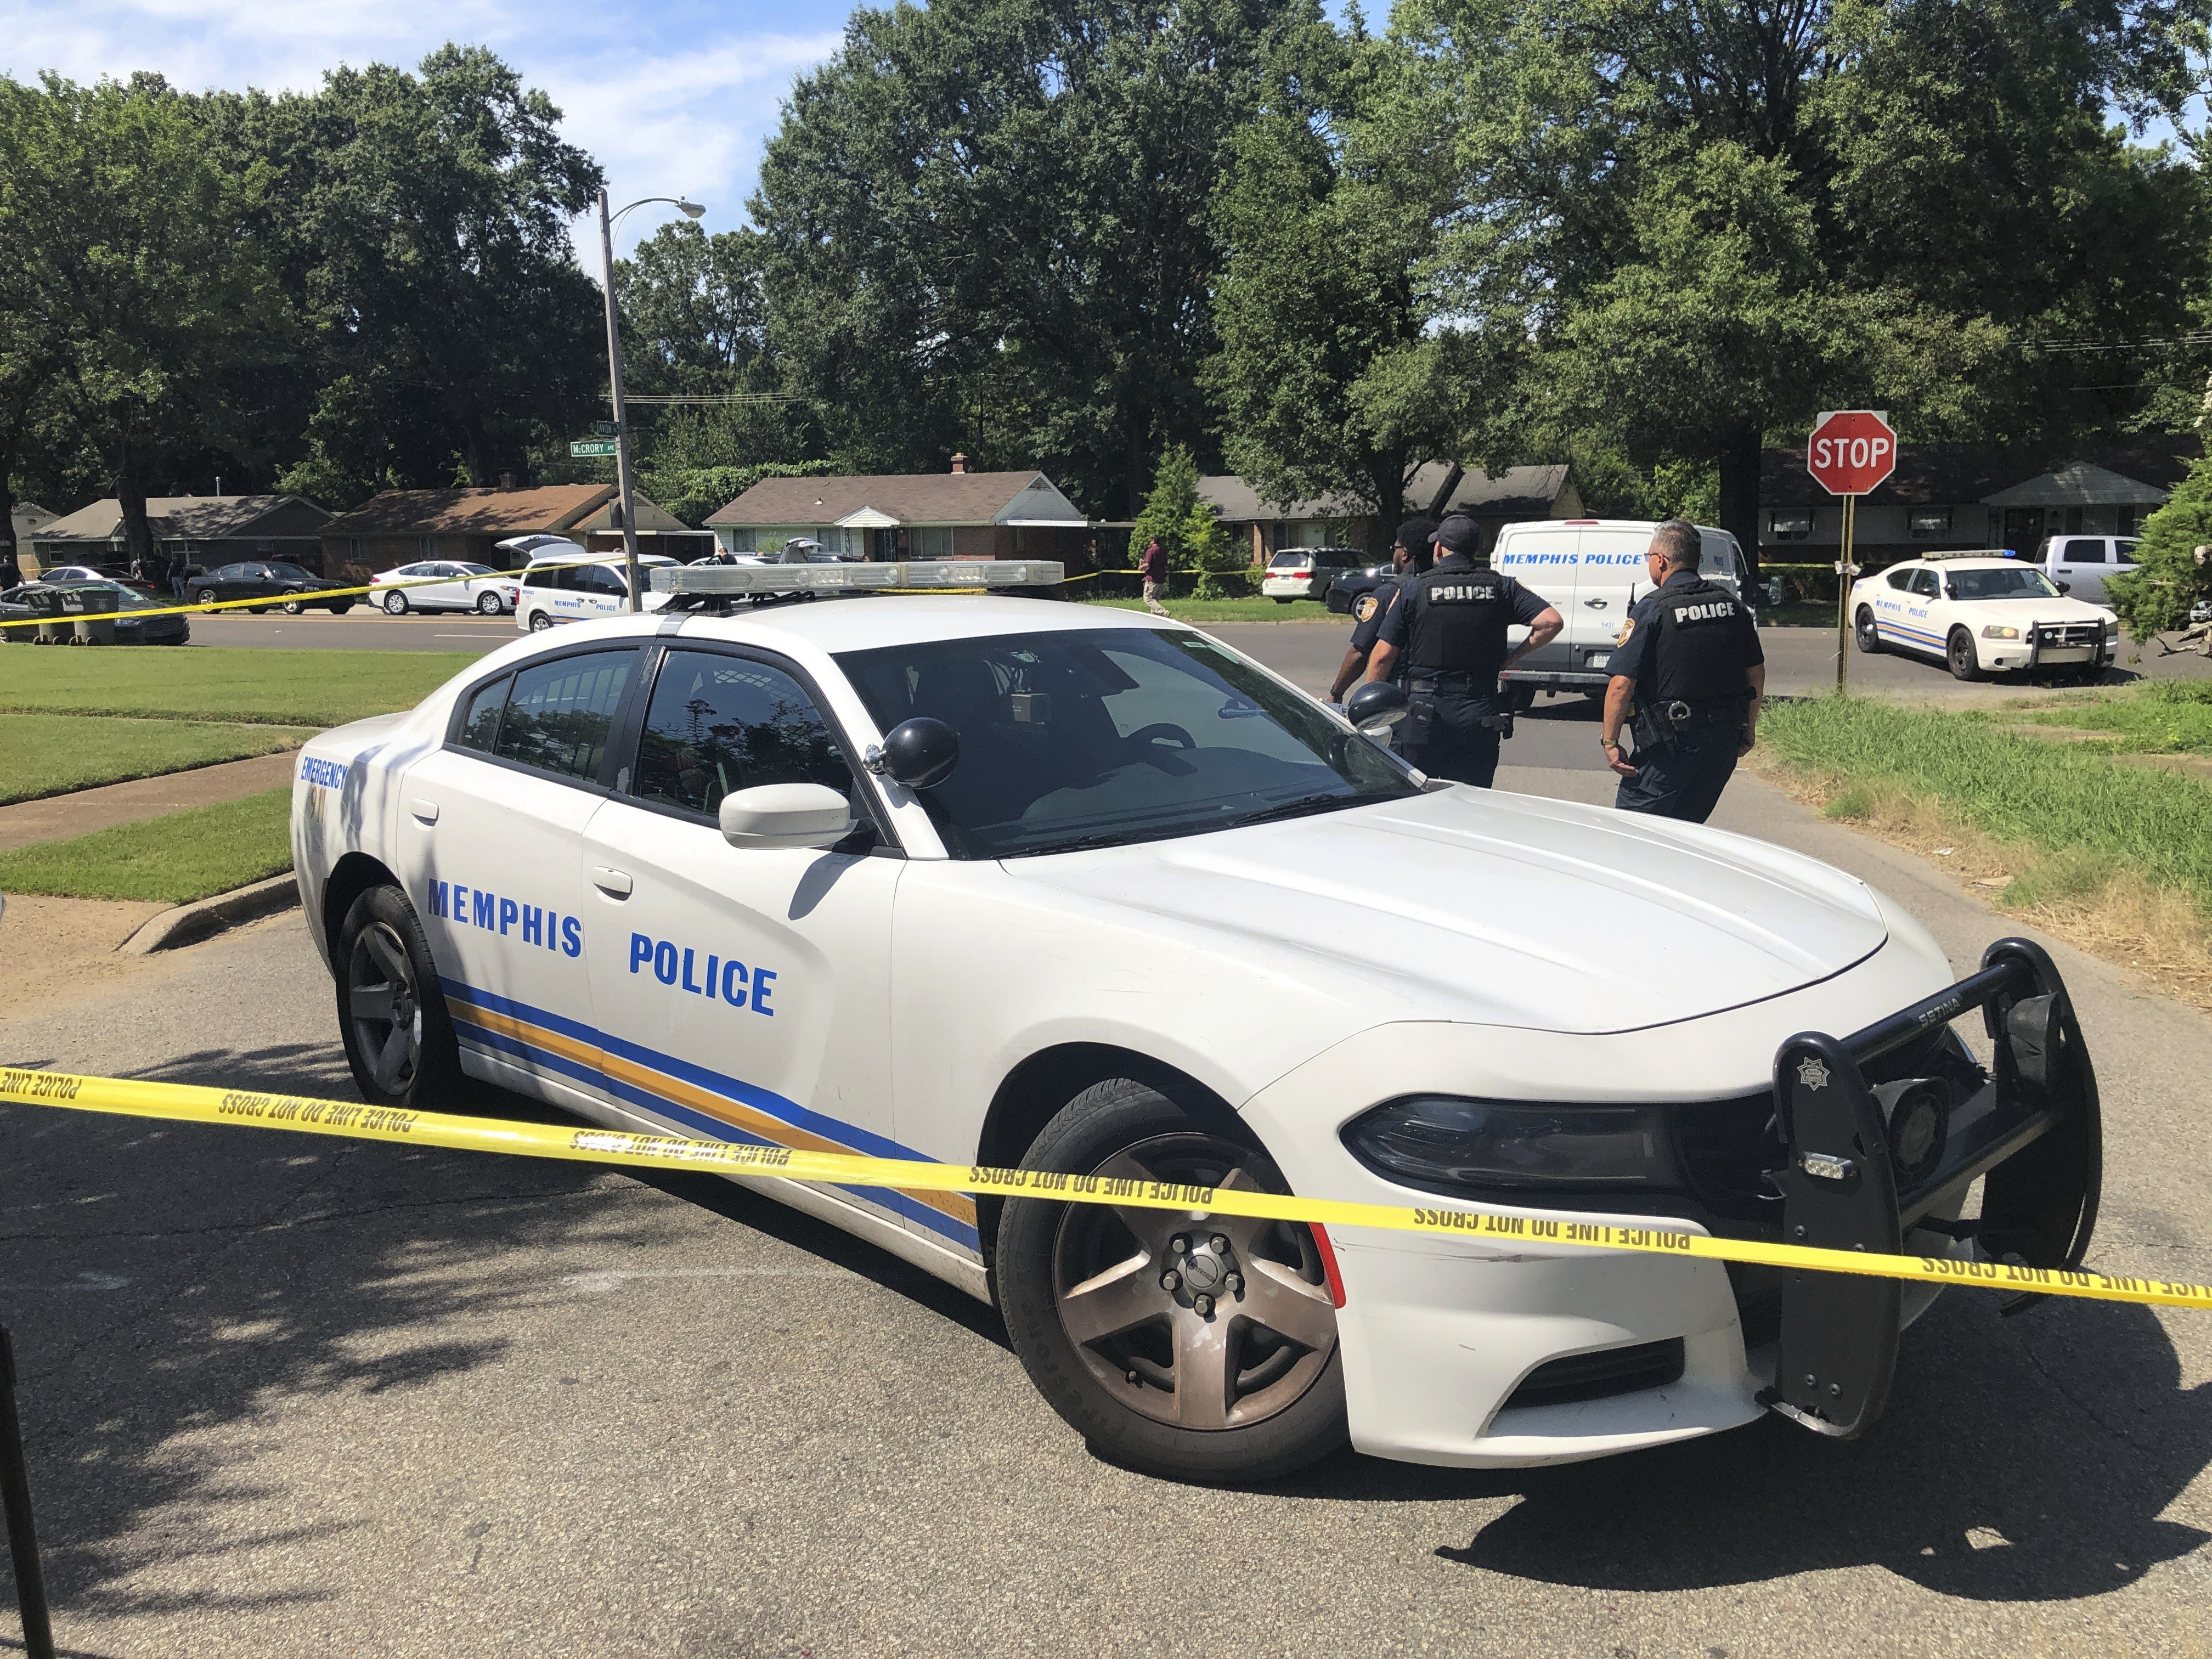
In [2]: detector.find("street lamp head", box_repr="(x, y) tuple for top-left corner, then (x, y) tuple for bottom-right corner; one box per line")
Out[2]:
(678, 199), (706, 219)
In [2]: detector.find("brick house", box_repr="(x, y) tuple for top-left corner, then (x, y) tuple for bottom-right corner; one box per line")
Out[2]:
(706, 459), (1092, 565)
(320, 483), (710, 580)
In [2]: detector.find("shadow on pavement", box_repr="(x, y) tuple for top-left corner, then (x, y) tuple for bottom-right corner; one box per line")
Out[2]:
(0, 1036), (1001, 1631)
(1299, 1293), (2208, 1602)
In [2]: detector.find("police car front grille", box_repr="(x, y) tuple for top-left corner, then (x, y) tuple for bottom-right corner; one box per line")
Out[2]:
(1504, 1339), (1685, 1410)
(1672, 1093), (1782, 1224)
(2038, 623), (2101, 648)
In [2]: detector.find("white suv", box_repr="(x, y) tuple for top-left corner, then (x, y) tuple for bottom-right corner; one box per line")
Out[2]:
(1261, 547), (1369, 603)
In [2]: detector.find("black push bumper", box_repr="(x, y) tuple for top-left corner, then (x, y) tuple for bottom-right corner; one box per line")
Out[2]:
(1758, 937), (2101, 1439)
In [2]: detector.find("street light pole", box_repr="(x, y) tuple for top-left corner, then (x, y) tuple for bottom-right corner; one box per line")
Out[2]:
(595, 189), (705, 614)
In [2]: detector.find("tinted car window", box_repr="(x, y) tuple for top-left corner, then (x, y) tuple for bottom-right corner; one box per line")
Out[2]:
(2064, 541), (2107, 563)
(840, 627), (1418, 858)
(1886, 568), (1915, 591)
(269, 563), (315, 579)
(456, 676), (509, 752)
(1947, 566), (2060, 601)
(585, 565), (627, 596)
(214, 565), (247, 580)
(633, 650), (850, 816)
(1911, 569), (1940, 598)
(493, 651), (635, 781)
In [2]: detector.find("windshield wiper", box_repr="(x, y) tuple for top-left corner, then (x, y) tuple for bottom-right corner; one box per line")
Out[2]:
(1222, 792), (1365, 830)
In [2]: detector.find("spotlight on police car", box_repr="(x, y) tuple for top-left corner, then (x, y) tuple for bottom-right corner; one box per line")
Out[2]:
(1873, 1078), (1950, 1188)
(1344, 681), (1409, 734)
(866, 716), (961, 788)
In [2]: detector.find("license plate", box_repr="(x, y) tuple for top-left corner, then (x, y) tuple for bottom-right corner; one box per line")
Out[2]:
(1587, 652), (1610, 669)
(2040, 647), (2092, 663)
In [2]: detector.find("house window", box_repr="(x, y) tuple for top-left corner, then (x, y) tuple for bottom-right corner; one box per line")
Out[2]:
(911, 526), (955, 558)
(348, 538), (366, 561)
(1768, 511), (1813, 542)
(1908, 510), (1951, 538)
(417, 535), (437, 558)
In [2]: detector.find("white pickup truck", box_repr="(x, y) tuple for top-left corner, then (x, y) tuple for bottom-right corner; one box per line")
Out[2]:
(2031, 534), (2139, 607)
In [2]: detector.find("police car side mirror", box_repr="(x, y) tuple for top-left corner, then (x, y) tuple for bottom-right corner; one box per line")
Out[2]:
(1344, 680), (1409, 733)
(2056, 580), (2072, 595)
(865, 716), (960, 788)
(719, 783), (857, 851)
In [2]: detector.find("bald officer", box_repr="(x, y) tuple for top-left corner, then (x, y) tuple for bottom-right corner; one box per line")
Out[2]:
(1599, 519), (1765, 822)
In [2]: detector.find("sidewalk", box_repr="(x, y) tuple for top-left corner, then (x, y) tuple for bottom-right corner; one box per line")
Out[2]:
(0, 748), (298, 851)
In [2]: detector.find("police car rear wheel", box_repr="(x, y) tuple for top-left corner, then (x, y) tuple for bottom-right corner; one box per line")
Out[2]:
(1854, 607), (1882, 654)
(998, 1079), (1346, 1483)
(336, 886), (465, 1109)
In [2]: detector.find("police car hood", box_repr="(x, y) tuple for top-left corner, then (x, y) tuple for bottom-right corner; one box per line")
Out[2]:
(1005, 786), (1888, 1034)
(1955, 596), (2113, 627)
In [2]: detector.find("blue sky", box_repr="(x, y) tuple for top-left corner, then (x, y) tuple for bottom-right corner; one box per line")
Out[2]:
(2, 0), (855, 256)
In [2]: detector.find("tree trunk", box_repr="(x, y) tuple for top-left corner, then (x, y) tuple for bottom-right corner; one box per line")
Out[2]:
(1718, 419), (1764, 579)
(117, 451), (157, 570)
(1364, 447), (1410, 557)
(0, 434), (20, 588)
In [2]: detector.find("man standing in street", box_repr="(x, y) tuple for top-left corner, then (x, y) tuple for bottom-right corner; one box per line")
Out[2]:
(1600, 519), (1765, 822)
(1139, 536), (1169, 616)
(1363, 515), (1562, 787)
(1328, 517), (1432, 703)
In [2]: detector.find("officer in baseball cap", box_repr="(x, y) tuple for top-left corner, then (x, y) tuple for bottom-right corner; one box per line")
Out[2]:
(1363, 514), (1562, 787)
(1328, 517), (1434, 703)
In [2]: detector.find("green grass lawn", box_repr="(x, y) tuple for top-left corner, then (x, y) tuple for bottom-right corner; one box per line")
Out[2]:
(0, 786), (293, 904)
(1076, 596), (1344, 623)
(2, 713), (315, 805)
(0, 646), (473, 725)
(2001, 681), (2212, 755)
(1763, 695), (2212, 912)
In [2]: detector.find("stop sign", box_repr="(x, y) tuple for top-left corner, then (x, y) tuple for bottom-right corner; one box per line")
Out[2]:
(1807, 410), (1898, 496)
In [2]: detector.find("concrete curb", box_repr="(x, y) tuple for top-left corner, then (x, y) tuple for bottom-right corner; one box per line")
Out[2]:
(118, 874), (301, 956)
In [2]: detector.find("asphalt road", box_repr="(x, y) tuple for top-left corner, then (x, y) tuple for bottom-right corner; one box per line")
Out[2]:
(3, 763), (2209, 1654)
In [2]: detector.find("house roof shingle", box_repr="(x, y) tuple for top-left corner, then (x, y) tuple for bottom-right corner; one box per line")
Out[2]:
(707, 471), (1079, 527)
(1199, 462), (1575, 523)
(36, 495), (329, 543)
(321, 485), (632, 537)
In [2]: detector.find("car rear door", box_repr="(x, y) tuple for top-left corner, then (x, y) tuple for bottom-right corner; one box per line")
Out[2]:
(1492, 524), (1583, 674)
(579, 645), (951, 1250)
(394, 642), (644, 1104)
(2050, 536), (2111, 605)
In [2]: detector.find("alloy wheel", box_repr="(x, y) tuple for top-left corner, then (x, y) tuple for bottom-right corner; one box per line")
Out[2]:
(346, 922), (423, 1095)
(1051, 1134), (1338, 1431)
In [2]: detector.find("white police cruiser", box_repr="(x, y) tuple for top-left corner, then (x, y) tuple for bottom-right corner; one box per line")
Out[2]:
(1848, 551), (2120, 681)
(291, 559), (2101, 1481)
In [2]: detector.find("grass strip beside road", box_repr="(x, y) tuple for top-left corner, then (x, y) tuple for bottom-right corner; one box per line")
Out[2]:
(0, 647), (472, 726)
(2, 713), (315, 805)
(2000, 681), (2212, 755)
(0, 786), (293, 904)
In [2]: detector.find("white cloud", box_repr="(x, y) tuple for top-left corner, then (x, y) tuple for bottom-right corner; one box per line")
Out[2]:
(0, 0), (846, 255)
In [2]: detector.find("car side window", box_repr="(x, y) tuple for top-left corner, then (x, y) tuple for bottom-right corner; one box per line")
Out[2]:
(1911, 569), (1940, 598)
(1886, 568), (1914, 591)
(491, 651), (636, 782)
(455, 675), (509, 752)
(585, 565), (627, 596)
(2067, 541), (2107, 564)
(631, 650), (851, 817)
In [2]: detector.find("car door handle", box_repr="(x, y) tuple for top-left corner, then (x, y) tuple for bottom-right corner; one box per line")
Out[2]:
(1584, 597), (1608, 608)
(409, 798), (439, 825)
(591, 867), (634, 898)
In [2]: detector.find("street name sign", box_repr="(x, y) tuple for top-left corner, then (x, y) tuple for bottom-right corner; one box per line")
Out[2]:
(1807, 410), (1898, 496)
(593, 420), (620, 437)
(571, 438), (619, 458)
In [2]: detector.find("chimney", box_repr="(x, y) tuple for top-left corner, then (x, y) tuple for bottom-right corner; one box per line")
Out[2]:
(499, 471), (518, 491)
(950, 453), (967, 475)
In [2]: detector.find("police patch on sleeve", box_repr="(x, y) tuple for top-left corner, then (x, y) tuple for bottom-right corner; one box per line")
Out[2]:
(1616, 617), (1636, 646)
(1354, 593), (1379, 623)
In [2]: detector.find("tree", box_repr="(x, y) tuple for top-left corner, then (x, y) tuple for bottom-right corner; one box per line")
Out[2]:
(212, 47), (606, 504)
(752, 0), (1322, 517)
(1408, 0), (2211, 568)
(0, 72), (289, 563)
(1205, 29), (1495, 541)
(1129, 444), (1241, 588)
(2108, 442), (2212, 639)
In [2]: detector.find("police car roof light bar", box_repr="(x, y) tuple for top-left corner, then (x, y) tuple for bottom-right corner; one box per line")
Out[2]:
(651, 560), (1064, 596)
(1920, 549), (2019, 561)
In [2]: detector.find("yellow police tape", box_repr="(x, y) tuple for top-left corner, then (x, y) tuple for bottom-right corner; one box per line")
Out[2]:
(4, 1066), (2208, 1314)
(0, 558), (1110, 630)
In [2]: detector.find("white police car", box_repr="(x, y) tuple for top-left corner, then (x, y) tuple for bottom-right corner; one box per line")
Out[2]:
(291, 560), (2101, 1481)
(1848, 551), (2119, 681)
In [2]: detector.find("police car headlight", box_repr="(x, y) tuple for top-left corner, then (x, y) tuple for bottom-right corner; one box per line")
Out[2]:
(2103, 617), (2120, 635)
(1341, 1096), (1683, 1192)
(1980, 625), (2020, 640)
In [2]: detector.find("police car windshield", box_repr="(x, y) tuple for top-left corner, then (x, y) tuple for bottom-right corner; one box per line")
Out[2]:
(1946, 566), (2058, 601)
(838, 628), (1418, 858)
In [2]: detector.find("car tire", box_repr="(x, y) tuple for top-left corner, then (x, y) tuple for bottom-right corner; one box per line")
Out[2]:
(335, 885), (466, 1110)
(476, 592), (504, 615)
(281, 597), (307, 615)
(527, 611), (554, 631)
(1946, 628), (1985, 681)
(1854, 607), (1883, 654)
(383, 590), (409, 616)
(1273, 597), (1293, 606)
(1506, 682), (1537, 715)
(997, 1077), (1346, 1485)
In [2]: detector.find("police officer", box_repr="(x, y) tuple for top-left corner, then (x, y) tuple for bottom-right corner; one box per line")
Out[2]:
(1364, 514), (1562, 787)
(1600, 518), (1765, 822)
(1327, 517), (1434, 703)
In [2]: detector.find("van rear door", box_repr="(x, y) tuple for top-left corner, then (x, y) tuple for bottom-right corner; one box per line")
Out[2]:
(1491, 524), (1583, 676)
(1561, 527), (1649, 678)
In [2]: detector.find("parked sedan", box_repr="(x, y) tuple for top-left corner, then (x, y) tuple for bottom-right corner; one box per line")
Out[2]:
(0, 580), (190, 644)
(37, 563), (156, 592)
(370, 561), (521, 616)
(187, 561), (356, 614)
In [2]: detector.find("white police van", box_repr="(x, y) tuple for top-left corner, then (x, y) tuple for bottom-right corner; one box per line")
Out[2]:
(1493, 518), (1751, 706)
(514, 543), (678, 631)
(289, 558), (2101, 1482)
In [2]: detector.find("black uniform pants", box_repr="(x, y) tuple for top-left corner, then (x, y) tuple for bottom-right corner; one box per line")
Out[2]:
(1394, 687), (1503, 787)
(1613, 717), (1742, 822)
